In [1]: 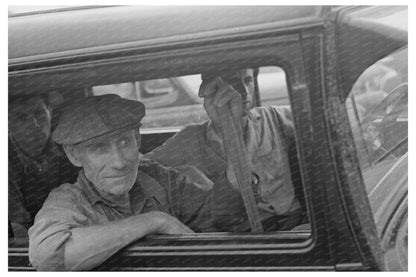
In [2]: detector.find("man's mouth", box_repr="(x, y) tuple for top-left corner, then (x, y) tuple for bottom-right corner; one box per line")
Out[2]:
(105, 173), (130, 179)
(242, 101), (251, 109)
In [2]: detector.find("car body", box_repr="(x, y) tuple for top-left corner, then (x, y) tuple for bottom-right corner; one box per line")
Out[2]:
(8, 5), (407, 271)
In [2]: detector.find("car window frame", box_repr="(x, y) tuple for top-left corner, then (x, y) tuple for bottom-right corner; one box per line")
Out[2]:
(9, 32), (341, 270)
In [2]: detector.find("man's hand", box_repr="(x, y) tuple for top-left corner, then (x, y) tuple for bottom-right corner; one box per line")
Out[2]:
(145, 211), (194, 235)
(199, 77), (251, 191)
(198, 77), (243, 126)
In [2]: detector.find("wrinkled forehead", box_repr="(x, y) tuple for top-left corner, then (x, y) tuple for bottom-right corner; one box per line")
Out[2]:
(11, 97), (47, 115)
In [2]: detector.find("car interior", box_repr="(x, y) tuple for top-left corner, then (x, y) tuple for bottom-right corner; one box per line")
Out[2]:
(10, 41), (407, 242)
(9, 65), (312, 239)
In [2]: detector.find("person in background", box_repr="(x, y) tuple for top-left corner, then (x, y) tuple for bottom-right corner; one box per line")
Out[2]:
(9, 94), (78, 236)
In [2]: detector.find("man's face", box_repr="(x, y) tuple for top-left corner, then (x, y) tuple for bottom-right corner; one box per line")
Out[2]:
(74, 130), (140, 198)
(219, 69), (255, 116)
(10, 97), (51, 155)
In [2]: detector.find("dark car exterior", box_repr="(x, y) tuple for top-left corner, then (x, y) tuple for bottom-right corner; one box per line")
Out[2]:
(8, 5), (407, 271)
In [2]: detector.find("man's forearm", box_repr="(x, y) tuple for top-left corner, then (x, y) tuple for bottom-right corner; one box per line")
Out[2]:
(64, 213), (159, 270)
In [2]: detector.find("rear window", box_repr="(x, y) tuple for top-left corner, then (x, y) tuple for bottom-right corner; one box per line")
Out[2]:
(91, 66), (288, 131)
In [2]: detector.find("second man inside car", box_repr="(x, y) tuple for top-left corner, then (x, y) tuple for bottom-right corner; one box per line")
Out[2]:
(145, 68), (306, 231)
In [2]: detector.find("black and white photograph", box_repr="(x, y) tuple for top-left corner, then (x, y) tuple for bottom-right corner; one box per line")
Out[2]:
(7, 4), (408, 271)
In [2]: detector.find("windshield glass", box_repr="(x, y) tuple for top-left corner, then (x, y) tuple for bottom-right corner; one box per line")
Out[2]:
(346, 47), (408, 190)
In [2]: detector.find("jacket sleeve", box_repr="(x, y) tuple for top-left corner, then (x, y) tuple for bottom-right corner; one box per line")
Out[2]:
(271, 105), (295, 142)
(28, 185), (89, 271)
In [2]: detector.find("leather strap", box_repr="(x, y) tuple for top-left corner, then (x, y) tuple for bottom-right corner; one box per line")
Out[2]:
(215, 106), (264, 233)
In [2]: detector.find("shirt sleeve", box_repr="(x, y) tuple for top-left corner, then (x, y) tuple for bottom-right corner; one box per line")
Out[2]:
(28, 185), (90, 271)
(271, 105), (295, 141)
(141, 160), (248, 232)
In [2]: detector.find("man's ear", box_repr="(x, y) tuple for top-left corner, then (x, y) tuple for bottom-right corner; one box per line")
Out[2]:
(63, 145), (83, 167)
(134, 130), (142, 149)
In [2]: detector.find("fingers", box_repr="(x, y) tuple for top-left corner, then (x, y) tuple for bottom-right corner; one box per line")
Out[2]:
(167, 218), (195, 234)
(198, 77), (221, 98)
(199, 76), (244, 126)
(153, 212), (195, 234)
(214, 84), (240, 108)
(200, 77), (241, 108)
(175, 222), (194, 234)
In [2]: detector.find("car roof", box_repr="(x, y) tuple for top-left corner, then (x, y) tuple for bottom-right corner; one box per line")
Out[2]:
(9, 6), (326, 64)
(9, 5), (407, 67)
(8, 5), (407, 98)
(335, 6), (407, 98)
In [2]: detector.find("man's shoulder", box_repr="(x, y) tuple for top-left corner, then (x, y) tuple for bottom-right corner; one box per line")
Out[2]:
(138, 158), (162, 170)
(138, 158), (177, 175)
(143, 122), (209, 162)
(173, 121), (209, 138)
(251, 106), (293, 125)
(42, 181), (84, 206)
(251, 106), (294, 139)
(137, 158), (184, 195)
(32, 179), (92, 235)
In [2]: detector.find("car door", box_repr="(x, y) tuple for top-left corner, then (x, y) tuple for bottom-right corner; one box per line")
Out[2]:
(327, 5), (408, 271)
(8, 6), (406, 271)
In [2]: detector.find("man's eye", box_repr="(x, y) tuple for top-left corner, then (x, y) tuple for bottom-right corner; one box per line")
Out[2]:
(119, 137), (131, 147)
(92, 144), (106, 152)
(244, 77), (254, 84)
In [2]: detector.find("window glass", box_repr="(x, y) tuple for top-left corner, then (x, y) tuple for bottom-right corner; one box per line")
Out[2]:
(92, 67), (289, 131)
(258, 66), (288, 106)
(91, 66), (309, 234)
(346, 48), (408, 192)
(92, 75), (204, 130)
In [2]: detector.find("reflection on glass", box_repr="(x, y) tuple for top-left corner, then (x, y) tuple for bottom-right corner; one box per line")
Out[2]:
(346, 48), (408, 192)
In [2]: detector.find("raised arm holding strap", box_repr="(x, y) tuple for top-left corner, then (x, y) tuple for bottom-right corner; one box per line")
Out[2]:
(215, 106), (264, 233)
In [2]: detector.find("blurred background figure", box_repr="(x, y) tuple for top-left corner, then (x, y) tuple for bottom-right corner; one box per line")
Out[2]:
(9, 93), (78, 236)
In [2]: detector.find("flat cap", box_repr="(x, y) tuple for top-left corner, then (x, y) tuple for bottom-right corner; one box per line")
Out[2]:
(52, 94), (145, 145)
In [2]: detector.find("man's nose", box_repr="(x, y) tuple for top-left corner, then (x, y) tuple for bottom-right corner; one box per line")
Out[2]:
(32, 117), (40, 128)
(234, 81), (248, 98)
(109, 147), (127, 169)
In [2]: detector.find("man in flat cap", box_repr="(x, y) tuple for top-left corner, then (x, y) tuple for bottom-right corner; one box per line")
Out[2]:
(28, 94), (245, 271)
